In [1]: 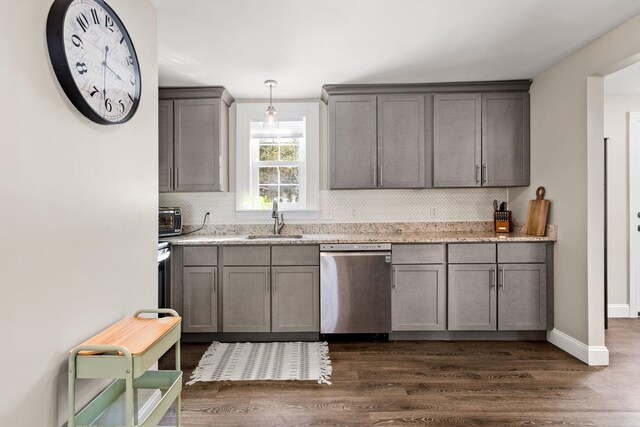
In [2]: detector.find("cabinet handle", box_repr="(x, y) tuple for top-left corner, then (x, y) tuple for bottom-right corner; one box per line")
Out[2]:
(379, 165), (383, 188)
(176, 168), (179, 189)
(393, 267), (397, 290)
(266, 269), (270, 293)
(373, 165), (377, 187)
(169, 168), (172, 188)
(490, 267), (496, 288)
(213, 269), (217, 292)
(483, 164), (487, 184)
(475, 165), (480, 184)
(501, 268), (505, 290)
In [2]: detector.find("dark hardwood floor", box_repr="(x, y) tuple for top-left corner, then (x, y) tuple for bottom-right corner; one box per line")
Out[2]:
(160, 319), (640, 426)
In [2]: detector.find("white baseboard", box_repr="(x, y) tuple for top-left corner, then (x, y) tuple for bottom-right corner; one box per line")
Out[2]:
(607, 304), (630, 318)
(547, 329), (609, 366)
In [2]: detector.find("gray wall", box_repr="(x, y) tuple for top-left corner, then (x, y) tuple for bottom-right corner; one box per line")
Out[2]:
(0, 1), (158, 426)
(510, 14), (640, 349)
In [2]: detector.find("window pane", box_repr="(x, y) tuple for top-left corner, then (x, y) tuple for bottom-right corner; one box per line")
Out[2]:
(259, 186), (278, 208)
(259, 167), (278, 184)
(279, 167), (299, 184)
(280, 185), (299, 204)
(259, 145), (278, 161)
(280, 145), (299, 161)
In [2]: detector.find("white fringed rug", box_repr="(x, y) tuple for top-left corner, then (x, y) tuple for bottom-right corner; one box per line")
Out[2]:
(186, 341), (332, 385)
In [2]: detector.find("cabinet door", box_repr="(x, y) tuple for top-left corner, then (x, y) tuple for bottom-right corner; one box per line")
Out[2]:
(329, 95), (377, 189)
(378, 95), (425, 188)
(433, 94), (482, 187)
(482, 93), (530, 187)
(498, 264), (547, 330)
(392, 264), (446, 331)
(174, 98), (220, 192)
(183, 266), (218, 332)
(448, 264), (496, 330)
(272, 266), (319, 332)
(223, 267), (271, 332)
(159, 100), (174, 192)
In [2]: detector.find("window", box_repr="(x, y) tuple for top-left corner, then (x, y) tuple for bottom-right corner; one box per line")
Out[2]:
(236, 102), (319, 213)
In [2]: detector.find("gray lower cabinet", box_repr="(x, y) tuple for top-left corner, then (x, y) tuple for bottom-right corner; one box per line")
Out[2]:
(223, 267), (271, 333)
(329, 95), (377, 189)
(378, 95), (425, 188)
(448, 264), (497, 331)
(182, 266), (218, 333)
(482, 93), (530, 186)
(392, 264), (446, 331)
(271, 267), (320, 332)
(498, 263), (547, 330)
(433, 93), (482, 187)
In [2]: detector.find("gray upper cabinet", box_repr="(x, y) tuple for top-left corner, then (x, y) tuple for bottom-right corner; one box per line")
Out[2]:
(392, 264), (446, 331)
(222, 266), (271, 333)
(158, 100), (174, 192)
(433, 94), (482, 187)
(272, 266), (320, 332)
(183, 266), (218, 333)
(448, 264), (497, 331)
(378, 95), (425, 188)
(329, 95), (377, 189)
(482, 93), (530, 187)
(174, 99), (221, 192)
(324, 82), (530, 189)
(159, 87), (232, 193)
(498, 263), (547, 330)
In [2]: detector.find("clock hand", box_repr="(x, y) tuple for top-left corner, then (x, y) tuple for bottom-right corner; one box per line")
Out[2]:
(102, 46), (108, 104)
(105, 64), (125, 84)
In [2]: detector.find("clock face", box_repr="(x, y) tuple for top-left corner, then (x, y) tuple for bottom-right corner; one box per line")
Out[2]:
(47, 0), (141, 124)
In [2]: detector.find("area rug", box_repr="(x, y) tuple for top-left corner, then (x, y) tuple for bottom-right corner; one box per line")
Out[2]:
(186, 341), (332, 385)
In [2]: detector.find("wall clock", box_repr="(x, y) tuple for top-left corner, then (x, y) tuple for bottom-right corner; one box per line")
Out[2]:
(46, 0), (141, 125)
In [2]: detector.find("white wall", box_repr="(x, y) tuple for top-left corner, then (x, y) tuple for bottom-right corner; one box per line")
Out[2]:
(510, 14), (640, 357)
(604, 95), (640, 310)
(0, 1), (158, 426)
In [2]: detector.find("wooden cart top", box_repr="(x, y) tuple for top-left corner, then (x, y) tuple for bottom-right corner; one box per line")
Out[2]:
(71, 316), (181, 356)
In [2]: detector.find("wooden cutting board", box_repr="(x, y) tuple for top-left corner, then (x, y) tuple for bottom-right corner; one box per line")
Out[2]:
(525, 186), (550, 236)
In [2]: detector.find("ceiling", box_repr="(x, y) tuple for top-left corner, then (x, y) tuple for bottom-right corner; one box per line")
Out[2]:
(151, 0), (640, 99)
(605, 61), (640, 95)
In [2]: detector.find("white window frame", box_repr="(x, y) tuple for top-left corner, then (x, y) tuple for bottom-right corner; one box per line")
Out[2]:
(236, 102), (320, 217)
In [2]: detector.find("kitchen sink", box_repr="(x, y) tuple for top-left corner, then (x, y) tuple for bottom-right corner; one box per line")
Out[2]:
(246, 234), (304, 240)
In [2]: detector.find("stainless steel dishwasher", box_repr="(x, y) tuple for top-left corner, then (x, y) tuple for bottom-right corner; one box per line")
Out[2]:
(320, 243), (391, 335)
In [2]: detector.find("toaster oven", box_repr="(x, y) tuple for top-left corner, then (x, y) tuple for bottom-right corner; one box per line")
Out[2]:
(159, 207), (182, 237)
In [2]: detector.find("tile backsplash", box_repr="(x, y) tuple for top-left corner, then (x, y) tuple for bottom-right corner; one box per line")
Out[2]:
(160, 188), (509, 225)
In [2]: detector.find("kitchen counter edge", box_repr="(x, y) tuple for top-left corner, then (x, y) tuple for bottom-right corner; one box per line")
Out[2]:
(163, 232), (556, 246)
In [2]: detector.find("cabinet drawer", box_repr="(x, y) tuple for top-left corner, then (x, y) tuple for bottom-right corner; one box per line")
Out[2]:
(272, 246), (320, 266)
(448, 243), (496, 264)
(498, 243), (546, 263)
(392, 244), (445, 264)
(183, 246), (217, 266)
(223, 246), (270, 266)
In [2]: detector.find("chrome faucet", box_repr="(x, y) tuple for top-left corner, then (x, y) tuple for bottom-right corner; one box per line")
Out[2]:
(272, 200), (285, 235)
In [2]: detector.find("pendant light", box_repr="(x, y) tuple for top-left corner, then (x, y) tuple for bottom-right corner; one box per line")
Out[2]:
(264, 80), (278, 127)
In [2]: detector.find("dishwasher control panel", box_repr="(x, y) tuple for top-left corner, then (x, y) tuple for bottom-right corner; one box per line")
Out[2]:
(320, 243), (392, 251)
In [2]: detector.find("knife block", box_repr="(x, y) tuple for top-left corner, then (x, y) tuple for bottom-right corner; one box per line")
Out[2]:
(494, 211), (512, 233)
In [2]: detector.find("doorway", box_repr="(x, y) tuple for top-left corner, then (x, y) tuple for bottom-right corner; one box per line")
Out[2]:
(604, 62), (640, 319)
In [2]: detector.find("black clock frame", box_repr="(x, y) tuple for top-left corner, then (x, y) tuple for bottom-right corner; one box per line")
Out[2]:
(46, 0), (142, 125)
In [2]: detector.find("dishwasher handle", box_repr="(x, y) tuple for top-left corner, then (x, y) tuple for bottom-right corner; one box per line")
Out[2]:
(321, 252), (392, 257)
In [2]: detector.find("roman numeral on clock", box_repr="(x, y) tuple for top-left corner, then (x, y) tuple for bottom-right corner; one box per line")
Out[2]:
(76, 13), (89, 32)
(91, 8), (100, 24)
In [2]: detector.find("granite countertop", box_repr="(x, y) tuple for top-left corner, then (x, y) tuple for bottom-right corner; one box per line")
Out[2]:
(163, 231), (556, 246)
